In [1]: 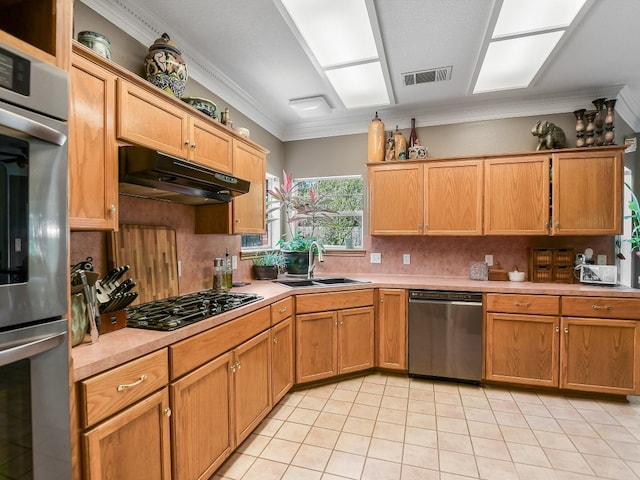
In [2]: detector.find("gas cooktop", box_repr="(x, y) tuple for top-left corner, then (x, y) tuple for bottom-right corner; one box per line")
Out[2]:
(125, 291), (263, 331)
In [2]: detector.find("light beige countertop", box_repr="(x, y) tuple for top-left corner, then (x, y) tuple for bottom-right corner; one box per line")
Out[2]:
(72, 274), (639, 381)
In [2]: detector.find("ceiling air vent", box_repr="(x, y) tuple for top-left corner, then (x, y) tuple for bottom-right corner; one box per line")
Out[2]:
(402, 66), (452, 86)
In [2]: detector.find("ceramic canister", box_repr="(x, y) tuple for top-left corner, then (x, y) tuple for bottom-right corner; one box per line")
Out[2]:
(77, 31), (112, 59)
(144, 33), (188, 98)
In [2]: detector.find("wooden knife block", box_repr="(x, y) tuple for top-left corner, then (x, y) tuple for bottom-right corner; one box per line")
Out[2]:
(99, 309), (127, 334)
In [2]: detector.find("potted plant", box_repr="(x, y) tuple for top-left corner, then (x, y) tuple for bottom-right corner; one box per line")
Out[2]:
(626, 182), (640, 256)
(251, 250), (285, 280)
(268, 171), (333, 275)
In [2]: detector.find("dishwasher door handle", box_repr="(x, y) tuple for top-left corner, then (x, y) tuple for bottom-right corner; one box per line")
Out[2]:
(409, 299), (482, 307)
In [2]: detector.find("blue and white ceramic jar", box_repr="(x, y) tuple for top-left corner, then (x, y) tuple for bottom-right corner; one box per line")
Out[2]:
(144, 33), (188, 98)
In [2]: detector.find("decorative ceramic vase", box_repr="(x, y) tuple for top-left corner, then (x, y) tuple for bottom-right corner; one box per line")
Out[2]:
(584, 110), (596, 147)
(144, 33), (188, 98)
(604, 98), (617, 145)
(367, 112), (385, 163)
(77, 31), (112, 59)
(592, 98), (606, 146)
(573, 109), (586, 147)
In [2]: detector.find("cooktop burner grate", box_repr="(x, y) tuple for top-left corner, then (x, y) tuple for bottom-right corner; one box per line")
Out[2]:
(125, 291), (263, 331)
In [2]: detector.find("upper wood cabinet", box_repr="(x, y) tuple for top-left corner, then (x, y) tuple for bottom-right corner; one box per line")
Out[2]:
(0, 0), (72, 69)
(194, 139), (267, 234)
(552, 149), (623, 235)
(424, 160), (483, 235)
(370, 146), (624, 237)
(69, 49), (118, 230)
(116, 79), (189, 158)
(368, 162), (424, 235)
(368, 160), (482, 235)
(484, 155), (550, 235)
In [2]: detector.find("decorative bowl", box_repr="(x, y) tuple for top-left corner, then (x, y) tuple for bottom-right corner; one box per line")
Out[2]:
(508, 271), (526, 282)
(182, 97), (217, 119)
(234, 127), (250, 138)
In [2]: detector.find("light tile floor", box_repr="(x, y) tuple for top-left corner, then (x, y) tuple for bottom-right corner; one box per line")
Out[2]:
(212, 373), (640, 480)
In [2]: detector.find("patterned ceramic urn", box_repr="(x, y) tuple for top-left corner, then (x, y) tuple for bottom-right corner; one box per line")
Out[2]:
(144, 33), (188, 98)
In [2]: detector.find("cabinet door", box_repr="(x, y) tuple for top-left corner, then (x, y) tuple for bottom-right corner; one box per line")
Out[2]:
(82, 389), (171, 480)
(271, 316), (294, 404)
(231, 140), (267, 233)
(484, 155), (550, 235)
(69, 53), (118, 230)
(338, 307), (375, 374)
(560, 317), (639, 394)
(485, 313), (559, 387)
(233, 330), (272, 445)
(296, 311), (337, 383)
(552, 150), (622, 235)
(116, 79), (188, 158)
(368, 163), (423, 235)
(424, 160), (483, 235)
(188, 118), (233, 173)
(170, 352), (233, 480)
(377, 289), (407, 370)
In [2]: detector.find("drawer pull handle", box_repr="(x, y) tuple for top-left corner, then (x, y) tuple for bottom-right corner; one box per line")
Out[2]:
(116, 374), (147, 392)
(592, 305), (612, 311)
(278, 306), (288, 313)
(513, 302), (532, 307)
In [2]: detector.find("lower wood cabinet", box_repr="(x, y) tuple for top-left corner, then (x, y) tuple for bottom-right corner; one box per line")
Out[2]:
(376, 289), (407, 370)
(82, 389), (172, 480)
(296, 289), (375, 383)
(271, 315), (294, 404)
(170, 352), (233, 480)
(485, 293), (640, 395)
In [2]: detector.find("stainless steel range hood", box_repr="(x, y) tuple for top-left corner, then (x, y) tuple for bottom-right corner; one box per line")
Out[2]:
(118, 146), (250, 205)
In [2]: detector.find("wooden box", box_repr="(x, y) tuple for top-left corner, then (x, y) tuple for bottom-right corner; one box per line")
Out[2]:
(528, 248), (574, 283)
(99, 309), (127, 334)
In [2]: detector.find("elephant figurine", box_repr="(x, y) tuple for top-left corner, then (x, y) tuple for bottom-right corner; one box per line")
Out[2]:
(531, 120), (566, 150)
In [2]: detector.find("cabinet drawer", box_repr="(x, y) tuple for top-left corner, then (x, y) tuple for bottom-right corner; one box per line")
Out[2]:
(271, 297), (293, 325)
(562, 296), (640, 320)
(79, 349), (168, 428)
(170, 306), (270, 379)
(296, 289), (374, 314)
(486, 294), (560, 315)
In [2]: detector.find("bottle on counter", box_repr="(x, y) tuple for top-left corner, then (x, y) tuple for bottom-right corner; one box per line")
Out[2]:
(213, 257), (225, 292)
(224, 250), (233, 290)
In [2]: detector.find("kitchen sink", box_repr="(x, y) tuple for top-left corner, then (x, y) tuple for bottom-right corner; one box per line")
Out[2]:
(273, 277), (370, 288)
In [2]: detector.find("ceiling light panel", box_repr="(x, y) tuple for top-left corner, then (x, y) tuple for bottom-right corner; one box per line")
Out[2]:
(325, 62), (390, 109)
(473, 31), (564, 93)
(280, 0), (378, 67)
(493, 0), (587, 37)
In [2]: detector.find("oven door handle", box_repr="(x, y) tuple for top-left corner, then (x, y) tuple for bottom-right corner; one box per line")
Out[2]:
(0, 331), (65, 367)
(0, 105), (67, 146)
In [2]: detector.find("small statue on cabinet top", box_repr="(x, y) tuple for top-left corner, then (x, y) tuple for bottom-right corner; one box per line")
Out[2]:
(531, 120), (566, 150)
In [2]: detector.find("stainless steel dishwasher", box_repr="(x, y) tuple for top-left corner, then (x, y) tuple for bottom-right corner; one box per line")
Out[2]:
(408, 290), (483, 383)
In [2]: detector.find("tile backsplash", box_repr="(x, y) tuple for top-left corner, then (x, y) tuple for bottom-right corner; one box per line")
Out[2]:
(70, 196), (614, 295)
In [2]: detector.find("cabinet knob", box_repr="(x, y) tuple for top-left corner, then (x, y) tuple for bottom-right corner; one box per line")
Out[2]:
(564, 327), (569, 334)
(380, 298), (384, 303)
(273, 337), (278, 344)
(164, 407), (172, 417)
(184, 139), (190, 146)
(109, 204), (116, 214)
(191, 142), (196, 148)
(555, 326), (559, 332)
(555, 221), (561, 228)
(544, 221), (550, 229)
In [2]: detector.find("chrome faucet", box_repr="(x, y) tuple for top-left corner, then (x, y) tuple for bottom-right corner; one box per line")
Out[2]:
(307, 241), (324, 279)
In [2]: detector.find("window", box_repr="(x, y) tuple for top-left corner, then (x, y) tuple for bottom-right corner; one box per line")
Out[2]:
(241, 173), (364, 251)
(293, 175), (364, 249)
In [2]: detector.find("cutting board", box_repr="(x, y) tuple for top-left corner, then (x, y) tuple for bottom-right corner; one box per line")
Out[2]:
(108, 225), (179, 304)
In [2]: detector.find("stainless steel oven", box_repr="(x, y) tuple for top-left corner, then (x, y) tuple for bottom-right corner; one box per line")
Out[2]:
(0, 40), (70, 479)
